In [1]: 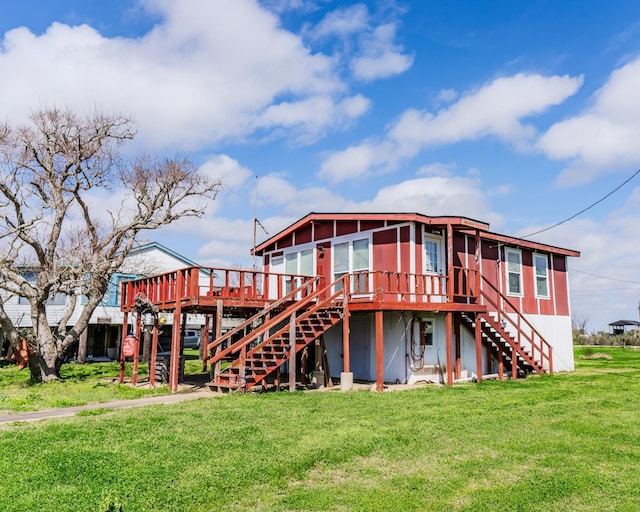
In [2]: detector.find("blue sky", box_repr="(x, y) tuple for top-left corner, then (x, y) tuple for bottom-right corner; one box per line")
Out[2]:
(2, 0), (640, 331)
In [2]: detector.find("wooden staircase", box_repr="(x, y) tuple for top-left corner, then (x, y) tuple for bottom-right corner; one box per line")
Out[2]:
(207, 278), (345, 392)
(460, 312), (545, 377)
(460, 275), (553, 378)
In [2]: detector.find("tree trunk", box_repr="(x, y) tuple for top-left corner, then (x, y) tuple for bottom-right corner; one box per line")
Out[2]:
(77, 328), (88, 364)
(29, 303), (62, 382)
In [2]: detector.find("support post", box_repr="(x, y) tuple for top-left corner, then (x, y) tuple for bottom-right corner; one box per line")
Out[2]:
(454, 314), (461, 380)
(119, 313), (128, 384)
(512, 347), (518, 380)
(213, 300), (223, 381)
(375, 310), (384, 392)
(445, 311), (453, 386)
(169, 271), (184, 393)
(446, 223), (453, 302)
(132, 314), (141, 386)
(289, 313), (296, 392)
(150, 316), (159, 386)
(342, 303), (350, 373)
(475, 314), (483, 382)
(498, 346), (504, 381)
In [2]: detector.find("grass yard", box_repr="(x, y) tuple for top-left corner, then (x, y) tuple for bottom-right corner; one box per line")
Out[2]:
(0, 350), (207, 413)
(0, 347), (639, 511)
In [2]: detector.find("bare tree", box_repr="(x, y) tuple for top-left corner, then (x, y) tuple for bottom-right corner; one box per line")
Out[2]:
(0, 107), (221, 382)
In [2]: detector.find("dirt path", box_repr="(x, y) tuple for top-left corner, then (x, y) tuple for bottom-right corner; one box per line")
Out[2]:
(0, 390), (217, 425)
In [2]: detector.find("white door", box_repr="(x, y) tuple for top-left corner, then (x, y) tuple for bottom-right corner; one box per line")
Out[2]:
(424, 234), (445, 300)
(268, 255), (284, 300)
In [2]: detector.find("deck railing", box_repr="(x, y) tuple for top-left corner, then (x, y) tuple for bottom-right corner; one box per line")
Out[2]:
(347, 267), (478, 304)
(121, 265), (480, 310)
(121, 266), (316, 310)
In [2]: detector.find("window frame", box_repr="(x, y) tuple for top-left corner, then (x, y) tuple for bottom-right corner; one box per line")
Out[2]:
(332, 235), (371, 293)
(533, 253), (550, 300)
(505, 248), (523, 297)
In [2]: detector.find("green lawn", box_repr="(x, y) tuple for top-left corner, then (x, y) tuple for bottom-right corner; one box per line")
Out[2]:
(0, 347), (639, 511)
(0, 349), (205, 413)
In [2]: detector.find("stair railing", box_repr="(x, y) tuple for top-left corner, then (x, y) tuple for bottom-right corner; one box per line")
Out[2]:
(209, 275), (346, 371)
(209, 274), (349, 376)
(479, 275), (553, 372)
(205, 276), (319, 363)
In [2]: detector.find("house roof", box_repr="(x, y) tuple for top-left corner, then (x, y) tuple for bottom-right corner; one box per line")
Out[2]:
(131, 242), (202, 268)
(609, 320), (640, 327)
(253, 212), (580, 257)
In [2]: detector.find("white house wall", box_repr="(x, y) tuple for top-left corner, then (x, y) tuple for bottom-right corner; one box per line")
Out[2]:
(324, 311), (487, 385)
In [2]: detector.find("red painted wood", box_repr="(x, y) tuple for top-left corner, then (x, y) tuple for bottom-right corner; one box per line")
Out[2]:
(296, 224), (313, 244)
(312, 221), (333, 241)
(372, 228), (397, 271)
(521, 250), (537, 314)
(278, 234), (293, 249)
(336, 220), (358, 236)
(553, 255), (570, 315)
(375, 310), (384, 391)
(446, 311), (453, 386)
(360, 220), (385, 231)
(415, 226), (423, 276)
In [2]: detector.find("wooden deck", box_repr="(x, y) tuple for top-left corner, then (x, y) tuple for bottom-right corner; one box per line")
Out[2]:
(121, 266), (485, 314)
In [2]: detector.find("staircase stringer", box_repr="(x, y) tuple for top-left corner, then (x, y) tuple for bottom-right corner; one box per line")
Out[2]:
(206, 276), (320, 368)
(211, 276), (347, 391)
(479, 275), (553, 374)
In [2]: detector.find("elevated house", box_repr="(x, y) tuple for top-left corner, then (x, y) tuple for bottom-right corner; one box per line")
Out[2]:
(121, 212), (580, 392)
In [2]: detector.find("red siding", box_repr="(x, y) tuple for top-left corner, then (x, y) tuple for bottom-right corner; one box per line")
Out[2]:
(295, 224), (312, 245)
(553, 255), (570, 315)
(521, 250), (537, 314)
(415, 226), (423, 274)
(278, 234), (293, 249)
(336, 220), (358, 236)
(373, 228), (397, 272)
(316, 242), (332, 291)
(453, 233), (466, 267)
(360, 220), (385, 231)
(481, 240), (500, 306)
(399, 226), (411, 274)
(313, 221), (333, 241)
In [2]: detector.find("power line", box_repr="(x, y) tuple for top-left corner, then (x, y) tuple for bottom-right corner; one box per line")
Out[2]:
(518, 168), (640, 239)
(570, 267), (640, 284)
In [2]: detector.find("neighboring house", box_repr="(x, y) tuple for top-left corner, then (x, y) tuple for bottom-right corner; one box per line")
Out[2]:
(1, 242), (207, 359)
(608, 320), (640, 336)
(122, 212), (580, 392)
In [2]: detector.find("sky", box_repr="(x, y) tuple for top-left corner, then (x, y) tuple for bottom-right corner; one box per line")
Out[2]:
(1, 0), (640, 332)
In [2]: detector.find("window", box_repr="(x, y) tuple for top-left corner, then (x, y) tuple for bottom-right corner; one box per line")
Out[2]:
(17, 271), (67, 305)
(284, 248), (315, 293)
(505, 248), (522, 296)
(425, 239), (439, 273)
(333, 238), (370, 292)
(534, 254), (549, 299)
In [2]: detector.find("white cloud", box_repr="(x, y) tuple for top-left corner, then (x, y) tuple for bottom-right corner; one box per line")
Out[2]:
(199, 154), (252, 189)
(254, 93), (370, 143)
(539, 56), (640, 185)
(310, 4), (369, 39)
(353, 176), (504, 228)
(320, 73), (583, 182)
(307, 3), (412, 82)
(350, 23), (413, 81)
(0, 0), (367, 150)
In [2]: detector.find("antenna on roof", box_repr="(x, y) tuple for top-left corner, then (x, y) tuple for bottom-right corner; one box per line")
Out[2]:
(252, 176), (269, 270)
